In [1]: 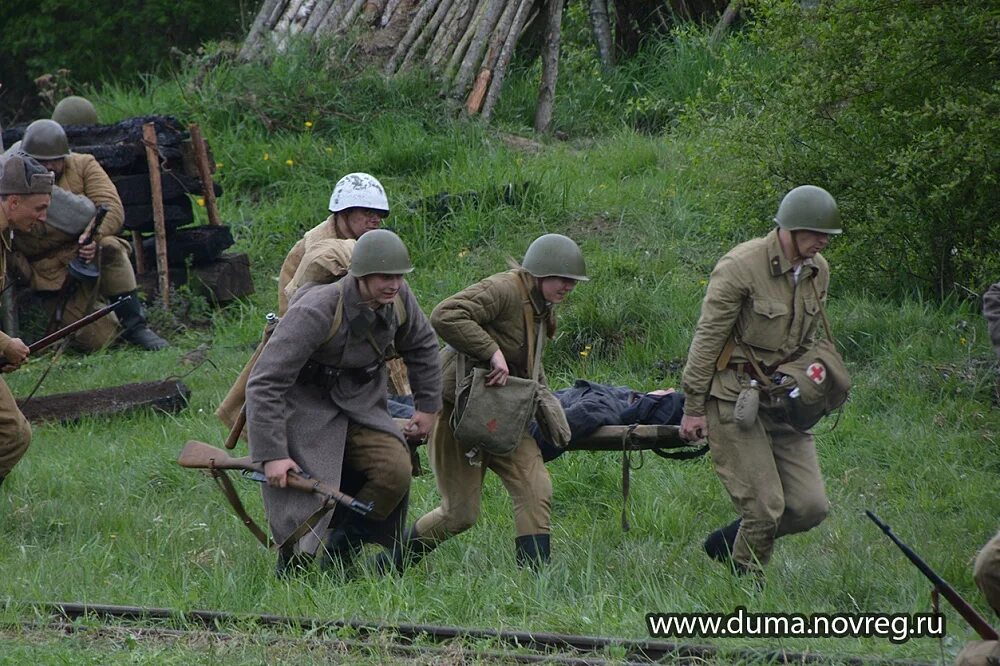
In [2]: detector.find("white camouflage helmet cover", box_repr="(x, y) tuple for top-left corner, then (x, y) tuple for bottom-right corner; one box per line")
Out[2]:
(328, 172), (389, 215)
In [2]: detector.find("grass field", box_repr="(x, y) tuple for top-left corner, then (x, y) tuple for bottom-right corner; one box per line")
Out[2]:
(1, 25), (998, 665)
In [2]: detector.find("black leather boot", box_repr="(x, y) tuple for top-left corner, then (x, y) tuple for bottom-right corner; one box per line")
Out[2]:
(112, 291), (168, 351)
(703, 518), (742, 563)
(275, 545), (313, 578)
(0, 474), (5, 489)
(370, 524), (438, 574)
(515, 534), (550, 569)
(319, 514), (368, 571)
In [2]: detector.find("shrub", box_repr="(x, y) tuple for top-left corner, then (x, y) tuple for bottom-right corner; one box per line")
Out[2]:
(681, 0), (1000, 298)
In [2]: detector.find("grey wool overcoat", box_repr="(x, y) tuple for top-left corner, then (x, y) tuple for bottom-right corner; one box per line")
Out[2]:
(246, 274), (442, 546)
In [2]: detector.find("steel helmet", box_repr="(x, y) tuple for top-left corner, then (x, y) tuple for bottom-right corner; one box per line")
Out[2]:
(52, 96), (98, 126)
(774, 185), (842, 234)
(328, 172), (389, 215)
(349, 229), (413, 277)
(21, 119), (70, 161)
(522, 234), (589, 281)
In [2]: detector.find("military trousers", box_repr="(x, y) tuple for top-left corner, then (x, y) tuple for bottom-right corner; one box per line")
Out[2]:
(414, 400), (552, 543)
(295, 423), (412, 556)
(0, 376), (32, 478)
(706, 398), (829, 570)
(343, 423), (413, 523)
(42, 237), (137, 351)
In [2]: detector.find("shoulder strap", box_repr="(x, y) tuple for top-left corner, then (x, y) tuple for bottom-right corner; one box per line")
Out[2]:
(323, 287), (346, 345)
(393, 292), (407, 327)
(514, 273), (545, 381)
(811, 279), (835, 344)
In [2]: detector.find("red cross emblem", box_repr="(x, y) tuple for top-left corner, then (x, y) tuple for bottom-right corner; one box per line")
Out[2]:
(486, 418), (499, 433)
(807, 362), (826, 384)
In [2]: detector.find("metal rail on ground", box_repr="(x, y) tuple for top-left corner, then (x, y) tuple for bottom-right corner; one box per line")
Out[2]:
(0, 601), (936, 666)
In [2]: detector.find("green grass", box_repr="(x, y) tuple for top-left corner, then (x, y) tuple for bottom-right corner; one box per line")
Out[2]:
(1, 28), (998, 665)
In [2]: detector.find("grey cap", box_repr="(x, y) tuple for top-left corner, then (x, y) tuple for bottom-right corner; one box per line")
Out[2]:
(0, 154), (55, 196)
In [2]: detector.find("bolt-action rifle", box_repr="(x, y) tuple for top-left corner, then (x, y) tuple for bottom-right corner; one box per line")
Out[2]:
(1, 295), (129, 372)
(178, 439), (373, 517)
(867, 510), (999, 640)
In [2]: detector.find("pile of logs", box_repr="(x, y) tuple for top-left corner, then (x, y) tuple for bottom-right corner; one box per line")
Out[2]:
(239, 0), (740, 133)
(1, 118), (254, 306)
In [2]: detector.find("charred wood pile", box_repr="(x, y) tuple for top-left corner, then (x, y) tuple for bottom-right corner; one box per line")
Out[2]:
(2, 117), (254, 306)
(239, 0), (737, 132)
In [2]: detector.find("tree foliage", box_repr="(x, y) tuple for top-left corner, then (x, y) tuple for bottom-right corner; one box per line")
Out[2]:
(0, 0), (261, 121)
(685, 0), (1000, 298)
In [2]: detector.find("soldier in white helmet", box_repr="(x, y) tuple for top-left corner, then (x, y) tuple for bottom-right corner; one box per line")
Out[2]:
(276, 173), (390, 313)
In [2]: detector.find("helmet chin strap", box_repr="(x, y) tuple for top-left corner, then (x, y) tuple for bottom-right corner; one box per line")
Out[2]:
(779, 227), (804, 264)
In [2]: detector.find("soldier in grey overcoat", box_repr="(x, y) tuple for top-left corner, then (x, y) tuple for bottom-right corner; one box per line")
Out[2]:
(246, 230), (442, 575)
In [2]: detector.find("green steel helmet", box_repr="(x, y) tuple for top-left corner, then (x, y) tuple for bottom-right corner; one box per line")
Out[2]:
(521, 233), (589, 281)
(21, 119), (70, 161)
(774, 185), (842, 235)
(52, 96), (98, 126)
(349, 229), (413, 277)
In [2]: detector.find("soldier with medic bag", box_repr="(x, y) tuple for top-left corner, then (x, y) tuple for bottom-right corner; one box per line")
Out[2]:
(679, 185), (850, 577)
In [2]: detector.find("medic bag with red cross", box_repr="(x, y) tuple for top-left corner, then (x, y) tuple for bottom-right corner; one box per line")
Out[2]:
(770, 336), (851, 431)
(734, 281), (851, 432)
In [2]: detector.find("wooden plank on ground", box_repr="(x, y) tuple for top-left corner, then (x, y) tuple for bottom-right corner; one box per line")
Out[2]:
(17, 380), (191, 425)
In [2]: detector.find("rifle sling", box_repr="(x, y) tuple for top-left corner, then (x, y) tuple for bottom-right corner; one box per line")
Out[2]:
(210, 468), (274, 549)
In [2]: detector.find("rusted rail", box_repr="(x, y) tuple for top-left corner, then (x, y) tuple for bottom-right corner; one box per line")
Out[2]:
(7, 601), (935, 666)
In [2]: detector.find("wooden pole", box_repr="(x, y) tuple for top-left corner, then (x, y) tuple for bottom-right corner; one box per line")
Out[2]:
(709, 0), (742, 47)
(451, 0), (506, 98)
(481, 0), (534, 121)
(464, 0), (520, 115)
(131, 231), (146, 275)
(400, 0), (455, 71)
(187, 123), (221, 226)
(534, 0), (565, 134)
(142, 123), (170, 310)
(427, 0), (471, 70)
(385, 0), (444, 74)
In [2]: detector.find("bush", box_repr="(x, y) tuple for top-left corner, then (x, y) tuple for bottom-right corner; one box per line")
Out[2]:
(681, 0), (1000, 298)
(0, 0), (260, 120)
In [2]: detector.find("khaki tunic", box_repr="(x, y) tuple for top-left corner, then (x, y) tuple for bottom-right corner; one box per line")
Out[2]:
(414, 269), (556, 541)
(434, 269), (553, 402)
(680, 228), (831, 570)
(276, 215), (344, 315)
(682, 228), (829, 416)
(956, 530), (1000, 666)
(246, 275), (441, 546)
(0, 208), (33, 477)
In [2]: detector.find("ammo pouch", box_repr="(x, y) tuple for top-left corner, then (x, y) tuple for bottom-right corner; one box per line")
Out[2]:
(297, 359), (382, 389)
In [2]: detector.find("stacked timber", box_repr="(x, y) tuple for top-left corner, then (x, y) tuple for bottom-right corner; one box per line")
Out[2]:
(239, 1), (739, 132)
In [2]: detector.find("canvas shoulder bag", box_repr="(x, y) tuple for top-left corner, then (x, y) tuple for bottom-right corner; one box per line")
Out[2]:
(451, 280), (546, 456)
